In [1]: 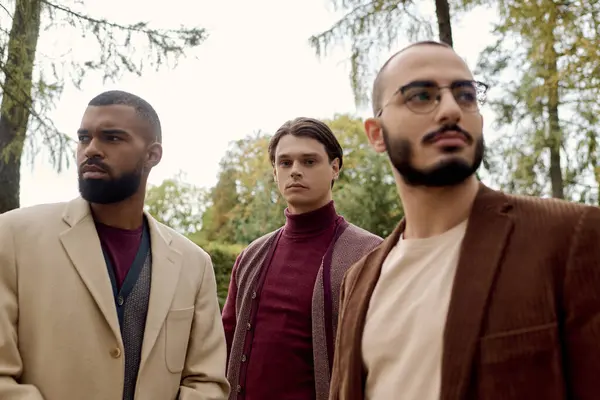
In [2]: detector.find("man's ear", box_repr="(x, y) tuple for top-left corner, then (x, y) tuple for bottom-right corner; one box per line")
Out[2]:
(364, 118), (386, 153)
(331, 158), (340, 180)
(146, 142), (163, 168)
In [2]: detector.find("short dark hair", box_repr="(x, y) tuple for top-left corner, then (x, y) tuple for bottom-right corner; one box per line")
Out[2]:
(88, 90), (162, 143)
(268, 117), (343, 170)
(372, 40), (453, 115)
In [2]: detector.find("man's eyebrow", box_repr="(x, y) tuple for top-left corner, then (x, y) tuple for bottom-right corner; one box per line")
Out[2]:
(100, 128), (129, 135)
(276, 152), (321, 160)
(402, 79), (474, 89)
(402, 80), (437, 89)
(76, 128), (129, 135)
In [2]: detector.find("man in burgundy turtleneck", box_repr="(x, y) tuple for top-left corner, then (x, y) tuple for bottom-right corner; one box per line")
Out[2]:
(222, 118), (383, 400)
(243, 200), (340, 398)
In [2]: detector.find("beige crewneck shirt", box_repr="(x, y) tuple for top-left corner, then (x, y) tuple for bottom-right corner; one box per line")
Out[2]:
(362, 220), (468, 400)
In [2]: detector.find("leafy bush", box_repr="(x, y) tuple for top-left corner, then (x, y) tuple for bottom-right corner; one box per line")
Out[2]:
(189, 234), (244, 308)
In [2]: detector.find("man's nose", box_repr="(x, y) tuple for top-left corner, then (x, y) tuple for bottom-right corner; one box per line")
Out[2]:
(83, 137), (104, 160)
(290, 161), (303, 177)
(434, 90), (462, 126)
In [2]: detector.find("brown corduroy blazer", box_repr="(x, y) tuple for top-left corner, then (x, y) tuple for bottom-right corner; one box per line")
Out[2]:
(329, 184), (600, 400)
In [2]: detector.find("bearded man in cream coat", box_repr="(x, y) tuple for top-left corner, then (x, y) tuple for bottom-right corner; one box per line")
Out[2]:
(0, 90), (229, 400)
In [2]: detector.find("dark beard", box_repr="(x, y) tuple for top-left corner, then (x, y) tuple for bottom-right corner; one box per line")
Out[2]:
(382, 125), (484, 187)
(78, 169), (142, 204)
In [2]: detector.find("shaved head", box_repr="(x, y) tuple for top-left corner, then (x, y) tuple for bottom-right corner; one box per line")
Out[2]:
(371, 41), (453, 116)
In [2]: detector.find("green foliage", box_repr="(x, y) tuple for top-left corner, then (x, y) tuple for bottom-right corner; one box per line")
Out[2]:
(145, 172), (205, 235)
(327, 114), (403, 236)
(202, 131), (287, 245)
(188, 235), (243, 309)
(201, 167), (241, 243)
(475, 0), (600, 203)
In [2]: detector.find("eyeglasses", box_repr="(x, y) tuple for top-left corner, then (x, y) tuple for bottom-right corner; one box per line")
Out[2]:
(376, 80), (489, 116)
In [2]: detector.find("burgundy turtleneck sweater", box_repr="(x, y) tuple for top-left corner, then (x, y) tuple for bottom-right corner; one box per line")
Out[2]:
(243, 200), (341, 400)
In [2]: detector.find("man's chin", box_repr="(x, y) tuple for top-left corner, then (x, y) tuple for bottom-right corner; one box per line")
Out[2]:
(284, 192), (308, 203)
(398, 161), (477, 187)
(429, 151), (473, 164)
(80, 177), (110, 183)
(285, 192), (319, 206)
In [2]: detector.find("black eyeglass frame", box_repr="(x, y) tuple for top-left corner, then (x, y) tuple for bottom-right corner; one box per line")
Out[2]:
(375, 80), (489, 117)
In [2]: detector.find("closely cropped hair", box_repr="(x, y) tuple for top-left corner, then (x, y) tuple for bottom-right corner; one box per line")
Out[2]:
(372, 40), (452, 116)
(268, 117), (344, 170)
(88, 90), (162, 143)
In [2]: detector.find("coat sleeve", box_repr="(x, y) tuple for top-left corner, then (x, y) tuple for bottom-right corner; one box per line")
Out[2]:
(179, 250), (230, 399)
(0, 216), (44, 399)
(563, 205), (600, 398)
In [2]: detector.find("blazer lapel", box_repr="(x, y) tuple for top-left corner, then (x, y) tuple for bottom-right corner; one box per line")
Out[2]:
(59, 198), (122, 342)
(441, 184), (515, 399)
(139, 214), (182, 366)
(337, 220), (405, 397)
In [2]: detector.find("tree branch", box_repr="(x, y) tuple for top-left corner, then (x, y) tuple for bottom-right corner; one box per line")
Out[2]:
(40, 0), (203, 44)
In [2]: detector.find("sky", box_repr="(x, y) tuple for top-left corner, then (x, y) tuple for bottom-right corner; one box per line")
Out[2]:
(17, 0), (498, 207)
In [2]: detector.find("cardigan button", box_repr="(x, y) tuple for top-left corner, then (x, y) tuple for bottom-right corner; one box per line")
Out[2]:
(241, 354), (247, 362)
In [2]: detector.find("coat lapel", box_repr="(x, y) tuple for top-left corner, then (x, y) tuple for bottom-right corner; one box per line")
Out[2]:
(337, 220), (405, 397)
(441, 184), (514, 399)
(59, 198), (122, 342)
(139, 214), (183, 366)
(59, 199), (184, 361)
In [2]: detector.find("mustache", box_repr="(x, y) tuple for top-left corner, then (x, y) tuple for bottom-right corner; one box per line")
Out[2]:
(79, 158), (110, 173)
(422, 124), (473, 144)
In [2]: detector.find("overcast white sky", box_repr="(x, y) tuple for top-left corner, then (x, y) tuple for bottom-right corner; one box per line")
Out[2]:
(17, 0), (498, 207)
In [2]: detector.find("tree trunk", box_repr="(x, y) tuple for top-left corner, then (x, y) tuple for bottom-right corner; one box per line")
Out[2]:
(594, 167), (600, 206)
(435, 0), (453, 47)
(0, 0), (42, 213)
(545, 8), (564, 199)
(547, 101), (564, 199)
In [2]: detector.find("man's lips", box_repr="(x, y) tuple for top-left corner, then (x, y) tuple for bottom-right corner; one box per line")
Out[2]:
(287, 183), (307, 189)
(81, 165), (106, 173)
(431, 131), (468, 146)
(81, 164), (108, 178)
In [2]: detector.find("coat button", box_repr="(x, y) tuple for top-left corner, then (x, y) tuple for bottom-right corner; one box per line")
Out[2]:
(246, 322), (251, 330)
(110, 348), (122, 358)
(241, 354), (247, 362)
(236, 385), (242, 393)
(117, 296), (124, 306)
(251, 291), (257, 299)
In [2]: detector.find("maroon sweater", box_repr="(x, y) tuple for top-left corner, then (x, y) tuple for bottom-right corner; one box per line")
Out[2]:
(95, 222), (143, 289)
(223, 201), (341, 400)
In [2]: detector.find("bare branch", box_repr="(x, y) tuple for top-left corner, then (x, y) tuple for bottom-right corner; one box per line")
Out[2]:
(1, 0), (208, 174)
(308, 0), (432, 105)
(0, 1), (13, 20)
